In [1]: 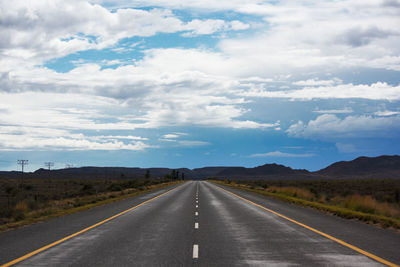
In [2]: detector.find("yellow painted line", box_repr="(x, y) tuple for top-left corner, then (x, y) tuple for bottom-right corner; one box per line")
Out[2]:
(215, 184), (399, 267)
(1, 183), (184, 267)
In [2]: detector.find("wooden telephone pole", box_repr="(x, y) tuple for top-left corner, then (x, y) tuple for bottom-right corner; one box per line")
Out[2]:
(17, 159), (28, 173)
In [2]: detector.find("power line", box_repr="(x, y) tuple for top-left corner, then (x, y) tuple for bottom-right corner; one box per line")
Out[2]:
(17, 159), (28, 173)
(44, 162), (54, 170)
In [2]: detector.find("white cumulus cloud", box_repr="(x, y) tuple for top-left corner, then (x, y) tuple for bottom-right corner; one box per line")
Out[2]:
(287, 114), (400, 139)
(0, 0), (248, 66)
(237, 82), (400, 101)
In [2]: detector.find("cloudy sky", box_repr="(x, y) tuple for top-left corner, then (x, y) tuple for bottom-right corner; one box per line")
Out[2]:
(1, 0), (400, 171)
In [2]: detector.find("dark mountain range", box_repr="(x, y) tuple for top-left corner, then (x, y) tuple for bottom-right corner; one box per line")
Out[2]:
(211, 164), (313, 180)
(191, 167), (229, 177)
(1, 155), (399, 180)
(316, 155), (400, 179)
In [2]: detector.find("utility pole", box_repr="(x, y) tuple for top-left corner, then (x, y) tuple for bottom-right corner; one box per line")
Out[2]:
(17, 159), (28, 173)
(44, 162), (54, 170)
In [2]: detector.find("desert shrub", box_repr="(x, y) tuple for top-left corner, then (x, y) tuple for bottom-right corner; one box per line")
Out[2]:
(343, 194), (400, 218)
(12, 209), (25, 221)
(0, 209), (13, 219)
(0, 177), (175, 227)
(14, 201), (29, 213)
(267, 186), (315, 201)
(231, 179), (400, 203)
(81, 183), (93, 192)
(221, 178), (400, 220)
(107, 184), (123, 192)
(27, 199), (38, 210)
(343, 195), (377, 214)
(12, 201), (29, 221)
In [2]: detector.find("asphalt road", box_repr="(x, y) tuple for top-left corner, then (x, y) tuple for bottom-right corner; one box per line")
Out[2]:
(0, 181), (399, 266)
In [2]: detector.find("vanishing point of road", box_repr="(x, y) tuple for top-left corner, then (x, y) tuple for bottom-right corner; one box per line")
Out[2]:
(0, 181), (399, 266)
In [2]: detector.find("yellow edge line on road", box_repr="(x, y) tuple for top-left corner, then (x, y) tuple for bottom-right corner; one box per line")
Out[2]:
(1, 184), (184, 267)
(216, 184), (399, 267)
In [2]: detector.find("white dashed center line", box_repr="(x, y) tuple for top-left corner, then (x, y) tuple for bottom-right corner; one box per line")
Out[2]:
(193, 183), (199, 260)
(193, 244), (199, 259)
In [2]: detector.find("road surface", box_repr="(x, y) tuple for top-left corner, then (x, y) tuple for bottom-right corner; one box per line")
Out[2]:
(0, 181), (399, 266)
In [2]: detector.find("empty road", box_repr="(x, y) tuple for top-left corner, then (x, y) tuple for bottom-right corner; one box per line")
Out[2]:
(1, 181), (399, 266)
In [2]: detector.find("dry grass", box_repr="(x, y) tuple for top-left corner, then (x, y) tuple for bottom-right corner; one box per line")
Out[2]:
(0, 178), (177, 225)
(212, 180), (400, 229)
(266, 186), (400, 220)
(14, 201), (29, 213)
(0, 180), (182, 232)
(318, 194), (328, 203)
(267, 186), (315, 201)
(340, 194), (400, 218)
(266, 187), (400, 219)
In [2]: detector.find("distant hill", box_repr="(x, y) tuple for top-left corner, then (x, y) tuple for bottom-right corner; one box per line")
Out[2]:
(1, 155), (399, 180)
(191, 167), (230, 177)
(211, 164), (313, 180)
(32, 167), (196, 180)
(316, 155), (400, 179)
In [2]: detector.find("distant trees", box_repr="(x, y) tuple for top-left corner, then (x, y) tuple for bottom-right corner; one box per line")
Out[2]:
(163, 169), (185, 180)
(171, 169), (179, 180)
(145, 170), (150, 179)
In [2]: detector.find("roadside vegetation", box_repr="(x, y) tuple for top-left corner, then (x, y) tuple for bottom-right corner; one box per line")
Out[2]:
(0, 177), (182, 231)
(211, 179), (400, 229)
